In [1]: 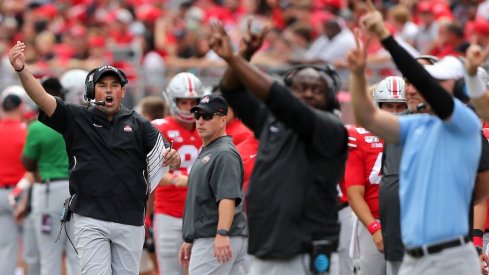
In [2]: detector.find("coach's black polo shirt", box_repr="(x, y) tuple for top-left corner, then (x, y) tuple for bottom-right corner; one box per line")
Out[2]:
(39, 97), (168, 226)
(222, 82), (348, 259)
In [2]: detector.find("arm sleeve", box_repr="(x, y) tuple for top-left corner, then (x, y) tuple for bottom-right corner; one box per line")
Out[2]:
(22, 124), (40, 160)
(265, 82), (347, 154)
(210, 150), (243, 206)
(38, 97), (70, 134)
(220, 84), (269, 138)
(381, 36), (454, 120)
(344, 130), (365, 188)
(264, 82), (319, 143)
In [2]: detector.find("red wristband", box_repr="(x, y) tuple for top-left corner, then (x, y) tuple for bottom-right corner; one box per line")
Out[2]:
(367, 220), (381, 235)
(473, 236), (483, 247)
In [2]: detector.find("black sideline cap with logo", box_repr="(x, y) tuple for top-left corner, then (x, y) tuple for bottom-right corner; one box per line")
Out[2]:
(190, 94), (228, 115)
(92, 66), (127, 86)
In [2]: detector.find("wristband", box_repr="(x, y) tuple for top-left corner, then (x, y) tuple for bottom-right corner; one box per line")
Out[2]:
(464, 69), (487, 99)
(15, 64), (25, 73)
(473, 229), (484, 247)
(367, 220), (381, 235)
(474, 236), (483, 247)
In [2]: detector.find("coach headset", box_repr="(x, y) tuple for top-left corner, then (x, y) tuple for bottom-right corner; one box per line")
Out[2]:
(84, 66), (128, 101)
(283, 64), (342, 112)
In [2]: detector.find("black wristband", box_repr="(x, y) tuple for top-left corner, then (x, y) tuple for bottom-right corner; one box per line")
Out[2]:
(15, 64), (25, 73)
(473, 229), (484, 238)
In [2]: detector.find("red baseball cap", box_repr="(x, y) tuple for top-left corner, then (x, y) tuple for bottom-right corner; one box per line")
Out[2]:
(473, 20), (489, 36)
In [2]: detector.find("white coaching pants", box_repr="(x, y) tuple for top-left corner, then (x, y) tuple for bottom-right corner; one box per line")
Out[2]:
(73, 214), (144, 275)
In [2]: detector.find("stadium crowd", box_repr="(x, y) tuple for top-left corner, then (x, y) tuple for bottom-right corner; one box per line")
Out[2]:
(4, 0), (489, 275)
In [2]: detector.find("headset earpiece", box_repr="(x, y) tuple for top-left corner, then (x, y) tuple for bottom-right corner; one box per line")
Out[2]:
(84, 68), (97, 101)
(282, 64), (342, 112)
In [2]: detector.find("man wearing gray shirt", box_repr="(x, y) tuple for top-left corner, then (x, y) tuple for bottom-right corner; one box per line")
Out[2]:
(179, 94), (248, 275)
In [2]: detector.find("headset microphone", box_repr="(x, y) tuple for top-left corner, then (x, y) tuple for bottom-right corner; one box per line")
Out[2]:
(91, 100), (106, 106)
(416, 103), (426, 112)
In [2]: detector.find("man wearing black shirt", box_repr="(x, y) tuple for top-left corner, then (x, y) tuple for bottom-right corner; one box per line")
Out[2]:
(209, 22), (348, 274)
(8, 42), (181, 274)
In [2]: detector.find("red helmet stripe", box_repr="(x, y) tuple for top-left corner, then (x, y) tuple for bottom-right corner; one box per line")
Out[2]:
(186, 73), (194, 95)
(392, 77), (398, 97)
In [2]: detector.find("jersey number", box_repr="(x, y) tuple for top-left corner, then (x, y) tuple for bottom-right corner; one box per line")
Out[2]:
(178, 145), (200, 174)
(368, 153), (383, 185)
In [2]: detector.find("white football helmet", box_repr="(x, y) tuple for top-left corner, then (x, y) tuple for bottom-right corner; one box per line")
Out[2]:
(60, 69), (89, 105)
(373, 76), (406, 105)
(1, 85), (36, 112)
(163, 72), (204, 123)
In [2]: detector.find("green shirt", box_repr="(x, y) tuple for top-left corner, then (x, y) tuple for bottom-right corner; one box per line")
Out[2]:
(23, 120), (68, 181)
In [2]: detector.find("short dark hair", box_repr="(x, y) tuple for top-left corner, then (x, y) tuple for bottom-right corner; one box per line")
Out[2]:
(139, 96), (166, 120)
(41, 77), (65, 100)
(2, 94), (22, 112)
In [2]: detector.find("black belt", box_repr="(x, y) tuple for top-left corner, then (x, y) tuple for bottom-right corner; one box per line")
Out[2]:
(405, 236), (470, 258)
(338, 202), (349, 211)
(42, 178), (68, 184)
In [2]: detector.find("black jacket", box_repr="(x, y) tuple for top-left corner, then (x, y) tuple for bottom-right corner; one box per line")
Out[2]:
(39, 98), (168, 225)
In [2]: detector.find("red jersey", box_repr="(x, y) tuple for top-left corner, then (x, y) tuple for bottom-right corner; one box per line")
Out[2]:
(152, 117), (203, 218)
(344, 125), (384, 219)
(226, 119), (259, 192)
(0, 119), (27, 187)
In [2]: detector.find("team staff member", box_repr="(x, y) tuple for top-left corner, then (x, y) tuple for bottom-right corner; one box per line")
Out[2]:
(9, 41), (181, 275)
(346, 76), (407, 275)
(152, 72), (204, 275)
(22, 77), (80, 275)
(0, 94), (27, 275)
(179, 94), (248, 274)
(350, 2), (480, 274)
(209, 22), (348, 274)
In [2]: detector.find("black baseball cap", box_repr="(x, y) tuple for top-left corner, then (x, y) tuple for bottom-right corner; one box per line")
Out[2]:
(190, 94), (228, 115)
(92, 66), (128, 86)
(2, 94), (22, 111)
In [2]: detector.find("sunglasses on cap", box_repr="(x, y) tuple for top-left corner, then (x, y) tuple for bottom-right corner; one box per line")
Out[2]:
(193, 112), (225, 121)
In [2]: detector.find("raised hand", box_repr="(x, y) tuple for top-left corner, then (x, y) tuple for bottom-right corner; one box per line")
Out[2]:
(359, 0), (390, 40)
(8, 41), (26, 72)
(209, 22), (234, 62)
(347, 29), (370, 76)
(239, 18), (270, 60)
(465, 36), (489, 76)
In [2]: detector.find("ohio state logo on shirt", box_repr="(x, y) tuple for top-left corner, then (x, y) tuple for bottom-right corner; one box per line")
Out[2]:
(124, 125), (133, 132)
(202, 154), (211, 164)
